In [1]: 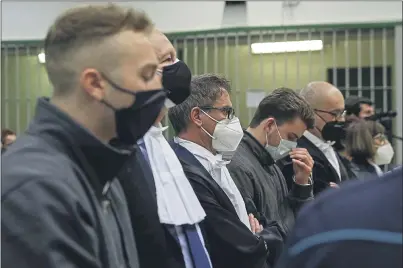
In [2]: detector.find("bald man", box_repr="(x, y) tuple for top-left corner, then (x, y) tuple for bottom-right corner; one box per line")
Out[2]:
(119, 30), (211, 268)
(280, 82), (352, 195)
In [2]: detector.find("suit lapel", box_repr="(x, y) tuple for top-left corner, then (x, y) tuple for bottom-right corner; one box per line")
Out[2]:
(169, 140), (239, 216)
(169, 141), (214, 181)
(299, 136), (341, 182)
(335, 152), (349, 181)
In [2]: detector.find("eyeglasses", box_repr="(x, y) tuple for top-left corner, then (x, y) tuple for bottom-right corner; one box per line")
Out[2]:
(315, 109), (346, 120)
(199, 105), (236, 120)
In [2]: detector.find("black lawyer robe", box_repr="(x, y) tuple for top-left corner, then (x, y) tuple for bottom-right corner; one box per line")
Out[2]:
(171, 141), (285, 268)
(117, 146), (186, 268)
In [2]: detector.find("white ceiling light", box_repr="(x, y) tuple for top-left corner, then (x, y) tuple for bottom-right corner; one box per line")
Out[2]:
(251, 40), (323, 54)
(38, 52), (46, 64)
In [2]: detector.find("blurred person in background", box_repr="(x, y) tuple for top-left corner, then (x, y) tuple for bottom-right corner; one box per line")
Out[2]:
(1, 128), (16, 154)
(283, 81), (351, 195)
(169, 74), (284, 268)
(345, 95), (399, 160)
(227, 88), (314, 248)
(119, 28), (211, 268)
(1, 5), (165, 268)
(275, 166), (403, 268)
(345, 119), (394, 178)
(320, 117), (361, 180)
(345, 95), (375, 119)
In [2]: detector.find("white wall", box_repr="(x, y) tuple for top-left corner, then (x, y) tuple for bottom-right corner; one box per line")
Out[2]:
(1, 1), (226, 41)
(1, 1), (402, 41)
(247, 1), (403, 27)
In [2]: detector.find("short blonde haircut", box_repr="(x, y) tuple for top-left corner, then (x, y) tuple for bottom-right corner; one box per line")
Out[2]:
(44, 4), (154, 95)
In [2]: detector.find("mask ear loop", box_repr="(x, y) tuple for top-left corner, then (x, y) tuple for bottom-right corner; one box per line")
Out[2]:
(273, 120), (283, 140)
(315, 112), (328, 133)
(266, 119), (282, 154)
(200, 109), (219, 123)
(265, 132), (269, 147)
(199, 109), (217, 140)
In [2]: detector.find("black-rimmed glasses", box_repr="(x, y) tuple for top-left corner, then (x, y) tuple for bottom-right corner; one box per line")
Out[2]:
(315, 109), (346, 120)
(199, 105), (235, 120)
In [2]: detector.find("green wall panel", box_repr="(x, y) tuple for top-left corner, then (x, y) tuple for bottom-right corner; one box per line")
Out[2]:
(1, 27), (396, 134)
(1, 54), (52, 133)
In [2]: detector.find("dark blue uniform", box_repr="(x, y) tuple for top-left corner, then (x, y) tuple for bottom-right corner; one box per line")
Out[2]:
(276, 166), (403, 268)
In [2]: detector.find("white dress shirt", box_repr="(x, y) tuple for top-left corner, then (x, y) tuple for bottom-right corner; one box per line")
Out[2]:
(175, 137), (252, 230)
(304, 131), (341, 181)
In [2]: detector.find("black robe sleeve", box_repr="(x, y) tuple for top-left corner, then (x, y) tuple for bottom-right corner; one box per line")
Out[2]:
(184, 169), (270, 268)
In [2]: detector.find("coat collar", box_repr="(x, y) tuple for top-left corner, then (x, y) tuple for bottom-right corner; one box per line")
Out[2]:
(242, 130), (275, 167)
(29, 98), (132, 195)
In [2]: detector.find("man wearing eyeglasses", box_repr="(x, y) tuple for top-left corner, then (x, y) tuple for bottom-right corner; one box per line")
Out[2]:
(282, 81), (352, 195)
(168, 74), (284, 268)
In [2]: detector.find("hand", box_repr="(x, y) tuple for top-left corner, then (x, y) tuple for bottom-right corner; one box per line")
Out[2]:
(329, 182), (340, 189)
(290, 148), (314, 184)
(249, 214), (263, 234)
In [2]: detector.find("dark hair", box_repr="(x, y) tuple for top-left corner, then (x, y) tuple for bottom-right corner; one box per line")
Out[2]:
(345, 120), (378, 161)
(44, 4), (153, 95)
(345, 96), (373, 116)
(249, 87), (315, 129)
(168, 74), (231, 135)
(1, 128), (16, 145)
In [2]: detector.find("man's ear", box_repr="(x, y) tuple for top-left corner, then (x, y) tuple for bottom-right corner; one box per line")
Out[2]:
(264, 117), (276, 132)
(190, 107), (203, 127)
(80, 68), (106, 101)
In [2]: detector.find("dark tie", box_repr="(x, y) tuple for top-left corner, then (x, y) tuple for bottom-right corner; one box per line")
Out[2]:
(183, 224), (212, 268)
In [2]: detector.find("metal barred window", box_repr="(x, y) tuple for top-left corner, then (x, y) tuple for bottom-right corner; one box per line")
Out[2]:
(1, 23), (400, 147)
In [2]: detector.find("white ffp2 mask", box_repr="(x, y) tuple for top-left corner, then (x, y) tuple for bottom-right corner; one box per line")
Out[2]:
(265, 121), (297, 161)
(200, 111), (243, 160)
(374, 143), (394, 166)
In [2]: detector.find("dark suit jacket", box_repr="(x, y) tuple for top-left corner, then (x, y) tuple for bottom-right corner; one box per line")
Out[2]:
(280, 136), (352, 195)
(349, 159), (382, 179)
(171, 141), (287, 268)
(118, 146), (186, 268)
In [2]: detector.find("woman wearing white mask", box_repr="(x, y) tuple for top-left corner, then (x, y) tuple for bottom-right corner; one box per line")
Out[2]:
(345, 120), (394, 177)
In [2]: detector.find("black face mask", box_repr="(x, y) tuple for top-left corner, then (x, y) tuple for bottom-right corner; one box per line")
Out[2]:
(102, 74), (167, 145)
(321, 121), (347, 151)
(162, 60), (192, 105)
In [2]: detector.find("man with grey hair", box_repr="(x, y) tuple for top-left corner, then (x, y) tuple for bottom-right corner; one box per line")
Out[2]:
(120, 28), (212, 268)
(281, 81), (351, 195)
(168, 74), (284, 268)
